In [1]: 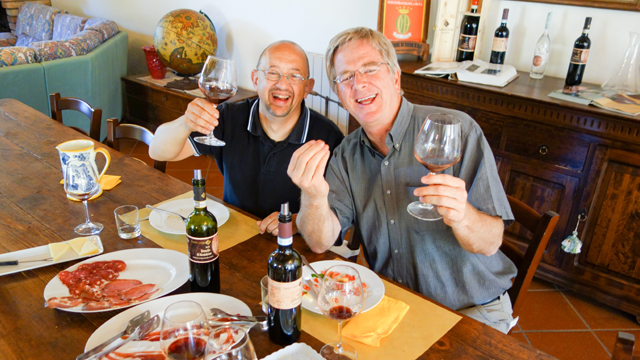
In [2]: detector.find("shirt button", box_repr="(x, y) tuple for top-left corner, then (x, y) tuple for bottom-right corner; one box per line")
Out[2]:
(386, 190), (391, 195)
(394, 249), (398, 254)
(384, 161), (389, 166)
(390, 220), (395, 225)
(394, 144), (400, 150)
(398, 279), (403, 284)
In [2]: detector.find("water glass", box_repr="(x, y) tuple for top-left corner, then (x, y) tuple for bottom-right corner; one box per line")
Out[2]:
(260, 275), (269, 314)
(114, 205), (141, 239)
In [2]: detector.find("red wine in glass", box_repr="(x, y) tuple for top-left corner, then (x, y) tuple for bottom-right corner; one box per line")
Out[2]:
(199, 82), (237, 105)
(166, 336), (207, 360)
(416, 156), (460, 174)
(328, 305), (354, 321)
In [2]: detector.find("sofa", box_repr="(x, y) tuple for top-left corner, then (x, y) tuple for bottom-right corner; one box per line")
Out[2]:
(0, 3), (128, 141)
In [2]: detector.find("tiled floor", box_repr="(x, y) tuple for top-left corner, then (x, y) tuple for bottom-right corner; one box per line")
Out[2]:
(120, 138), (640, 360)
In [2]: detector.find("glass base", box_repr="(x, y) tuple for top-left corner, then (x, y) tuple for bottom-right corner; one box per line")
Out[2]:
(407, 201), (442, 221)
(194, 135), (225, 146)
(75, 222), (104, 235)
(320, 342), (357, 360)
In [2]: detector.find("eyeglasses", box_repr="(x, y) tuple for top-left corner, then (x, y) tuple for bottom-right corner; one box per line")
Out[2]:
(256, 69), (309, 84)
(333, 62), (389, 85)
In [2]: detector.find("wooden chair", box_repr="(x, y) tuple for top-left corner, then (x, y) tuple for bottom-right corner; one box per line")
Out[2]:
(49, 93), (102, 141)
(612, 332), (635, 360)
(106, 118), (167, 173)
(501, 195), (559, 318)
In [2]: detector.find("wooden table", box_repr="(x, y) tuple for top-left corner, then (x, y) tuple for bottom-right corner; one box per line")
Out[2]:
(0, 99), (556, 359)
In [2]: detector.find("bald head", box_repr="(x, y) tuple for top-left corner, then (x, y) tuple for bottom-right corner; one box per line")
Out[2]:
(256, 40), (310, 77)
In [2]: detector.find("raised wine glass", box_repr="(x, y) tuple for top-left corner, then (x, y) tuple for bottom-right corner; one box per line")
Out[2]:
(204, 326), (257, 360)
(160, 300), (210, 360)
(64, 160), (103, 235)
(317, 265), (365, 360)
(407, 113), (462, 221)
(193, 55), (238, 147)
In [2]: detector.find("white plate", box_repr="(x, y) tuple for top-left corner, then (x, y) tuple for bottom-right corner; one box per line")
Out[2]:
(85, 292), (252, 351)
(43, 248), (189, 313)
(0, 236), (103, 277)
(149, 198), (230, 235)
(261, 342), (322, 360)
(302, 260), (385, 315)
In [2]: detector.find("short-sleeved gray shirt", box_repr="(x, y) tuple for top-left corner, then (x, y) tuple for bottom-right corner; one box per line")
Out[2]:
(326, 98), (517, 310)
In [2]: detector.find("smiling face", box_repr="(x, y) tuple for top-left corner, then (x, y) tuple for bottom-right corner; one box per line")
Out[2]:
(333, 39), (402, 131)
(251, 42), (314, 122)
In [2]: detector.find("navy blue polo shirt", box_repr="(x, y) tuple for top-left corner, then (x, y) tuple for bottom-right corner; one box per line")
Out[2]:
(188, 98), (344, 219)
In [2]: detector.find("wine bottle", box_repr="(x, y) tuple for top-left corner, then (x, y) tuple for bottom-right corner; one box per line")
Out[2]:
(186, 169), (220, 293)
(565, 17), (592, 89)
(455, 0), (480, 62)
(267, 203), (302, 345)
(489, 9), (510, 65)
(530, 12), (552, 79)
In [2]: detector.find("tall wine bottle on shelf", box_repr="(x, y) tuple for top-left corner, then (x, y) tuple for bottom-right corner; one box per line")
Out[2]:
(267, 203), (302, 346)
(530, 12), (552, 79)
(565, 17), (592, 90)
(489, 9), (510, 65)
(456, 0), (480, 62)
(186, 169), (220, 293)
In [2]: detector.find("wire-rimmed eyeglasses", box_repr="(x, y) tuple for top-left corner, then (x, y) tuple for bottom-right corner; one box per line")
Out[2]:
(256, 69), (309, 84)
(333, 62), (389, 85)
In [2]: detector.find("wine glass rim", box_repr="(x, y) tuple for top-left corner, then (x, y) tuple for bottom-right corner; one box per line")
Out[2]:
(206, 325), (252, 357)
(205, 55), (234, 62)
(163, 300), (206, 320)
(322, 264), (362, 282)
(425, 113), (461, 125)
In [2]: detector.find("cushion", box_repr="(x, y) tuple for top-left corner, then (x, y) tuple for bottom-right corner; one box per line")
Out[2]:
(16, 34), (40, 47)
(0, 46), (37, 67)
(30, 30), (102, 61)
(0, 33), (17, 47)
(15, 3), (65, 41)
(83, 18), (118, 41)
(52, 14), (88, 41)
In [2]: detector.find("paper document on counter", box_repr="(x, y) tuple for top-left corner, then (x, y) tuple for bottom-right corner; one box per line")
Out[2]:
(454, 60), (518, 87)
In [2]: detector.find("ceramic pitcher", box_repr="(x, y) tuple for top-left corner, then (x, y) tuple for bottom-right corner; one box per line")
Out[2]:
(56, 139), (111, 181)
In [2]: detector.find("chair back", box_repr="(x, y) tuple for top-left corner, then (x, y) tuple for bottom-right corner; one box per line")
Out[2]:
(106, 118), (166, 173)
(502, 195), (559, 317)
(612, 332), (635, 360)
(49, 92), (102, 141)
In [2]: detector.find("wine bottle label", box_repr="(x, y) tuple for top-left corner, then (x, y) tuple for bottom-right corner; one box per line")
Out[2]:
(458, 34), (477, 52)
(268, 277), (302, 309)
(569, 48), (589, 65)
(187, 233), (219, 263)
(492, 37), (508, 52)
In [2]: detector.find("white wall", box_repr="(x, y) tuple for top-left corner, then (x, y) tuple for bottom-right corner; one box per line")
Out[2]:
(52, 0), (639, 88)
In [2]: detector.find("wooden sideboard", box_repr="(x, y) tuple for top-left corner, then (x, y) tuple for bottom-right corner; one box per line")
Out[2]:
(397, 60), (640, 319)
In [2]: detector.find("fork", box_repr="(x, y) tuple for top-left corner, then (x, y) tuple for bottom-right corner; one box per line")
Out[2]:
(300, 254), (320, 276)
(145, 205), (188, 222)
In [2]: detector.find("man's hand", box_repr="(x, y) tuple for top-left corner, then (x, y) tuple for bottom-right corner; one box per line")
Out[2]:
(287, 140), (331, 201)
(257, 213), (298, 236)
(184, 98), (220, 135)
(414, 173), (469, 227)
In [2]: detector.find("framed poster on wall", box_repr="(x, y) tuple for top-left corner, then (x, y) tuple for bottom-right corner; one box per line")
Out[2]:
(378, 0), (430, 59)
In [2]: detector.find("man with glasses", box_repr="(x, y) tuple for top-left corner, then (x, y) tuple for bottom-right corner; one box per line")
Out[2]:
(150, 41), (344, 235)
(287, 28), (518, 333)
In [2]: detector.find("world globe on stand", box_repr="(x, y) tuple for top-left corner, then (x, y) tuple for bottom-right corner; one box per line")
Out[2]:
(153, 9), (217, 77)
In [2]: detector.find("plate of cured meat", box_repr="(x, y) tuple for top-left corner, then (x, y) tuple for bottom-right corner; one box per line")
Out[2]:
(43, 248), (189, 312)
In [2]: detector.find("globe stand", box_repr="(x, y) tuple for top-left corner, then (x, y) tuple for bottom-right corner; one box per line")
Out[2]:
(165, 75), (199, 90)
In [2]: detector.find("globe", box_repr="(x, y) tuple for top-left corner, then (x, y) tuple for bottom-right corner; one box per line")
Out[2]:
(153, 9), (217, 76)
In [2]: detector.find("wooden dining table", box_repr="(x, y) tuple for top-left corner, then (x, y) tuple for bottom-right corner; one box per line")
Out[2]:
(0, 98), (557, 360)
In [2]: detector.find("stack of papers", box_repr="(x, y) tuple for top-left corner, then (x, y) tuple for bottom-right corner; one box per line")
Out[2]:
(548, 88), (640, 116)
(414, 60), (519, 87)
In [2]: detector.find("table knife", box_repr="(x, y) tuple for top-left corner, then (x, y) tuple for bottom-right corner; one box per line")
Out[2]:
(81, 314), (160, 360)
(76, 310), (150, 360)
(0, 258), (53, 266)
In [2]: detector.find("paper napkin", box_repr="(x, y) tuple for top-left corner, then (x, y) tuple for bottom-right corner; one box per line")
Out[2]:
(99, 175), (121, 190)
(342, 296), (410, 347)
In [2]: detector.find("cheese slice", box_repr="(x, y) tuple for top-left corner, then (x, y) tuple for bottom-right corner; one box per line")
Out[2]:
(67, 237), (87, 255)
(79, 240), (100, 256)
(48, 242), (70, 261)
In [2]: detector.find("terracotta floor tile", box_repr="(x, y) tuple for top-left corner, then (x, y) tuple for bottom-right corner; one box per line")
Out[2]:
(526, 331), (610, 360)
(509, 331), (530, 345)
(528, 277), (560, 291)
(166, 155), (211, 171)
(206, 172), (225, 188)
(517, 291), (587, 331)
(129, 141), (150, 155)
(117, 139), (137, 154)
(564, 291), (640, 330)
(209, 187), (224, 200)
(166, 170), (197, 185)
(594, 330), (640, 356)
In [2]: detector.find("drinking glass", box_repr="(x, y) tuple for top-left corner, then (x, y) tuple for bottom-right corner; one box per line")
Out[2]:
(205, 326), (257, 360)
(194, 55), (238, 147)
(64, 160), (103, 235)
(407, 113), (462, 221)
(113, 205), (141, 239)
(160, 301), (210, 360)
(317, 265), (365, 360)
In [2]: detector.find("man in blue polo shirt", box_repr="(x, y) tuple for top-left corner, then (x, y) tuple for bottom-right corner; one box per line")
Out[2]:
(149, 41), (344, 236)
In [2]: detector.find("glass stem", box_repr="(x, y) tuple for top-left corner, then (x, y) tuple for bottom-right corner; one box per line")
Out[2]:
(335, 320), (344, 354)
(82, 200), (91, 225)
(421, 172), (437, 209)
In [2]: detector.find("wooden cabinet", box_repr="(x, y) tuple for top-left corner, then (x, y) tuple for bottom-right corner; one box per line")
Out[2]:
(396, 60), (640, 318)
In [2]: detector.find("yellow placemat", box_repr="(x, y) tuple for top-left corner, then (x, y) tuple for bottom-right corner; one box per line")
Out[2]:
(139, 191), (260, 254)
(301, 279), (462, 359)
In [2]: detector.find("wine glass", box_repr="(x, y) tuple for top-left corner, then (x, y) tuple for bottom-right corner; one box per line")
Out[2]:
(193, 55), (238, 147)
(160, 301), (210, 360)
(407, 113), (462, 221)
(317, 265), (365, 360)
(64, 160), (103, 235)
(205, 326), (257, 360)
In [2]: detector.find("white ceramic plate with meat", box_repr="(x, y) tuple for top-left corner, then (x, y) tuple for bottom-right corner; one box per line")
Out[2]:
(301, 260), (385, 315)
(43, 248), (189, 313)
(85, 292), (251, 352)
(149, 198), (230, 235)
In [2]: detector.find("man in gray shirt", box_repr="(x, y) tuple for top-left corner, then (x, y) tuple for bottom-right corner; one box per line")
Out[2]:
(287, 27), (518, 333)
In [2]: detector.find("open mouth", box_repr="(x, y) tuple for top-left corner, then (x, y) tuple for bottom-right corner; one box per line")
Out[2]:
(271, 93), (291, 102)
(356, 94), (376, 105)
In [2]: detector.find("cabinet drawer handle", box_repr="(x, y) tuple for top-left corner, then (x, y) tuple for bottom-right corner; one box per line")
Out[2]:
(539, 145), (549, 155)
(162, 95), (168, 102)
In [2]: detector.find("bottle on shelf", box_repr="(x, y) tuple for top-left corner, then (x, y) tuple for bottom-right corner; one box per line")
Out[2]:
(565, 17), (592, 90)
(530, 12), (552, 79)
(489, 8), (510, 65)
(186, 169), (220, 293)
(267, 203), (302, 346)
(456, 0), (480, 62)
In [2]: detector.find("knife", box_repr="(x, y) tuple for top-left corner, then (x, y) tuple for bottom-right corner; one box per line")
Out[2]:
(0, 257), (53, 266)
(81, 315), (160, 360)
(209, 308), (268, 331)
(76, 310), (150, 360)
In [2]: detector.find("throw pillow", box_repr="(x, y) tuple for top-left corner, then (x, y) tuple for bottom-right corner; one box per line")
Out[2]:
(0, 47), (37, 67)
(52, 14), (88, 41)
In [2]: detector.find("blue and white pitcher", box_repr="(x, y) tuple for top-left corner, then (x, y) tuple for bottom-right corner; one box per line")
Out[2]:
(56, 139), (111, 181)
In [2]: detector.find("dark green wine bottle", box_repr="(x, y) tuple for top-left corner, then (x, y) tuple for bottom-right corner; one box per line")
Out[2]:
(186, 169), (220, 293)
